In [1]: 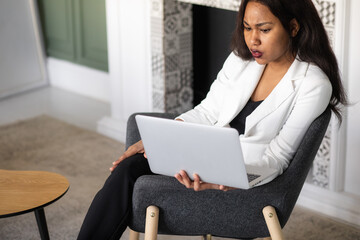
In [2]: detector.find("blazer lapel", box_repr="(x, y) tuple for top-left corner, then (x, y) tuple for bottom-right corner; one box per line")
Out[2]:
(244, 59), (309, 135)
(216, 61), (265, 126)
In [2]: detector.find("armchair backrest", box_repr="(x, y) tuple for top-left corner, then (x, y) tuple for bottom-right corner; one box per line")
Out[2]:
(263, 107), (332, 225)
(126, 113), (177, 150)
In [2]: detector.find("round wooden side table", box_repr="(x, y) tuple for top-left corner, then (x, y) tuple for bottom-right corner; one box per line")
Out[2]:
(0, 169), (70, 240)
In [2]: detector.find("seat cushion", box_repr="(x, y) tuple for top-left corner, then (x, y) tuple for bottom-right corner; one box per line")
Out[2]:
(129, 175), (279, 239)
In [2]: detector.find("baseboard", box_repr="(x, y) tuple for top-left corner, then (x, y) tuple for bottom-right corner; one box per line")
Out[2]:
(97, 116), (127, 143)
(297, 183), (360, 227)
(47, 57), (110, 103)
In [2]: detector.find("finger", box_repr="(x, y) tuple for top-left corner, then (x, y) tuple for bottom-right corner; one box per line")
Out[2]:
(112, 158), (121, 166)
(176, 173), (188, 188)
(180, 170), (193, 188)
(110, 151), (131, 172)
(110, 159), (122, 170)
(110, 163), (119, 172)
(174, 173), (182, 182)
(143, 152), (147, 159)
(174, 173), (184, 185)
(219, 185), (235, 192)
(109, 164), (118, 172)
(110, 156), (124, 171)
(201, 182), (220, 190)
(110, 140), (145, 172)
(179, 171), (191, 188)
(193, 174), (201, 191)
(114, 152), (128, 165)
(192, 174), (220, 191)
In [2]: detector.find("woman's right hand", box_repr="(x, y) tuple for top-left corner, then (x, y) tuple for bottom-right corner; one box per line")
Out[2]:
(110, 140), (145, 172)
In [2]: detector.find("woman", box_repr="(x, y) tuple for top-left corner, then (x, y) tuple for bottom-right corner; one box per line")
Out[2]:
(77, 0), (347, 239)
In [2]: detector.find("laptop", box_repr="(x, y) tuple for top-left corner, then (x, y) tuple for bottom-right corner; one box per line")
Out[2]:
(135, 115), (278, 189)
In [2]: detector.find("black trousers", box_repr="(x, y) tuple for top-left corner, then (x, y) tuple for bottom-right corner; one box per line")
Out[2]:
(77, 153), (153, 240)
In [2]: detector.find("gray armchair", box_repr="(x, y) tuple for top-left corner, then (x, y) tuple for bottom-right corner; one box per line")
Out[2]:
(126, 108), (331, 240)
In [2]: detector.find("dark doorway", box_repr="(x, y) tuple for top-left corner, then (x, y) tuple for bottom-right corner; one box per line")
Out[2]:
(192, 5), (238, 105)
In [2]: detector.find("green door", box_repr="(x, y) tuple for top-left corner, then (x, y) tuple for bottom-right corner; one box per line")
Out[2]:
(38, 0), (108, 72)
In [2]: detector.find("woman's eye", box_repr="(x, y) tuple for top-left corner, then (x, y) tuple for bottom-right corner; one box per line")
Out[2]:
(244, 27), (251, 31)
(261, 29), (271, 33)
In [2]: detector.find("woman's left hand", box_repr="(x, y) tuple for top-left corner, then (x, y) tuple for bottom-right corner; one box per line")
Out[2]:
(174, 170), (235, 192)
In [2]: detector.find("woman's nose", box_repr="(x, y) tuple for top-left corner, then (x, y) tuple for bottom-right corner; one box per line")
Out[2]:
(250, 31), (260, 45)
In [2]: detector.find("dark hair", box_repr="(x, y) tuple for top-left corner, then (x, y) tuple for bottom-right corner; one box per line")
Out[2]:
(231, 0), (347, 123)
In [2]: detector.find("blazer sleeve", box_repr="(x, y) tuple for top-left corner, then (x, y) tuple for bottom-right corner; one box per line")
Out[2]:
(176, 52), (248, 125)
(259, 71), (332, 175)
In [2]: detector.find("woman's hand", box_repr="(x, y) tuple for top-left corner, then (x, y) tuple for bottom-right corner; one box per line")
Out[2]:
(174, 170), (235, 192)
(110, 140), (146, 172)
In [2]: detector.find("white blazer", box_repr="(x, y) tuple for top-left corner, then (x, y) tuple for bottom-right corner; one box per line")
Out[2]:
(177, 52), (332, 180)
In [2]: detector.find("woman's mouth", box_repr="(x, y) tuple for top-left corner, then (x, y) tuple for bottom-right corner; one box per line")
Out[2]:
(251, 50), (263, 58)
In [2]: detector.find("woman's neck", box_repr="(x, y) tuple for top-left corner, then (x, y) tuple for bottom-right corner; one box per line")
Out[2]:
(266, 53), (295, 74)
(251, 55), (295, 102)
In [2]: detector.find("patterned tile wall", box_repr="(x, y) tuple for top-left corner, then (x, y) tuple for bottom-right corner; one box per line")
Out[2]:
(310, 0), (337, 189)
(179, 0), (240, 11)
(150, 0), (338, 188)
(312, 126), (332, 188)
(151, 0), (193, 113)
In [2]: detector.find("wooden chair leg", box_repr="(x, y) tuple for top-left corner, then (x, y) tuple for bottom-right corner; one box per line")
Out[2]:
(262, 206), (284, 240)
(202, 234), (212, 240)
(144, 205), (159, 240)
(129, 229), (140, 240)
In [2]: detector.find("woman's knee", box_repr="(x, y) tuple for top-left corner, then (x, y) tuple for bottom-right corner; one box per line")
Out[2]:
(111, 154), (150, 180)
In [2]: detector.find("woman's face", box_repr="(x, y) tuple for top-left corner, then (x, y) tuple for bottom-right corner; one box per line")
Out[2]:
(243, 1), (293, 66)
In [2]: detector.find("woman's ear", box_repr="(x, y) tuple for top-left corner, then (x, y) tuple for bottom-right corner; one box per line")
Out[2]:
(290, 18), (300, 37)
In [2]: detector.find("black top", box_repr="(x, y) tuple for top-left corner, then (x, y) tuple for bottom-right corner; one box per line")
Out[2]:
(229, 99), (263, 135)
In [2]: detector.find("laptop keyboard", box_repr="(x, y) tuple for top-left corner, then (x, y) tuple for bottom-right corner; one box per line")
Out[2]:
(247, 173), (261, 182)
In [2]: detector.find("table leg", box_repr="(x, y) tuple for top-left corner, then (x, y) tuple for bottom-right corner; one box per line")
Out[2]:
(34, 208), (50, 240)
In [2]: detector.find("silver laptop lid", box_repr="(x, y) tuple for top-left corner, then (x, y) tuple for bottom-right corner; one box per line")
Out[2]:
(136, 115), (254, 189)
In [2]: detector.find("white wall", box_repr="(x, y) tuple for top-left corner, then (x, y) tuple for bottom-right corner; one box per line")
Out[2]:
(344, 0), (360, 196)
(107, 0), (152, 120)
(97, 0), (153, 142)
(0, 0), (47, 99)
